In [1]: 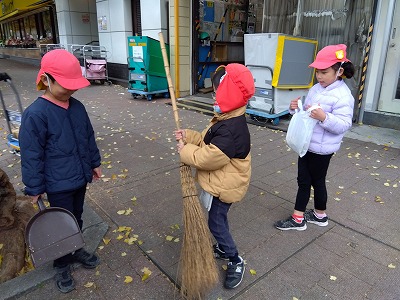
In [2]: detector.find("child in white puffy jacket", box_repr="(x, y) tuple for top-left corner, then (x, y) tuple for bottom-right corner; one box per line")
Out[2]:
(275, 44), (355, 231)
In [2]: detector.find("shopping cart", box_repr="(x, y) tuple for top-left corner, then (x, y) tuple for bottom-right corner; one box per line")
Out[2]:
(0, 73), (23, 155)
(82, 45), (111, 85)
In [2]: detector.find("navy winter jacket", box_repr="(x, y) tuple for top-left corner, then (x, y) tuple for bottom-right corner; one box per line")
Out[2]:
(20, 97), (101, 196)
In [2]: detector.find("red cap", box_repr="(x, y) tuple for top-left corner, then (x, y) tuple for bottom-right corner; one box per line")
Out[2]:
(215, 63), (255, 113)
(309, 44), (351, 69)
(36, 49), (90, 90)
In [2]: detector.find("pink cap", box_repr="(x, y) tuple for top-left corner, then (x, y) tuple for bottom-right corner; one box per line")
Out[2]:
(36, 49), (90, 90)
(309, 44), (351, 69)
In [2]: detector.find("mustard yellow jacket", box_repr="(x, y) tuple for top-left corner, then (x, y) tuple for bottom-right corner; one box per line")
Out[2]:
(179, 106), (251, 203)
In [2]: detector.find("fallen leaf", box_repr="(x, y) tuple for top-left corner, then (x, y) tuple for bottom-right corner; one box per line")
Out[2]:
(330, 275), (337, 281)
(98, 245), (104, 250)
(124, 275), (133, 283)
(117, 210), (126, 215)
(124, 208), (133, 215)
(388, 263), (396, 269)
(166, 235), (174, 241)
(95, 270), (100, 276)
(222, 265), (227, 271)
(0, 244), (3, 250)
(141, 267), (152, 281)
(116, 234), (124, 240)
(174, 238), (180, 243)
(102, 238), (111, 245)
(250, 269), (257, 275)
(84, 282), (95, 288)
(121, 252), (127, 256)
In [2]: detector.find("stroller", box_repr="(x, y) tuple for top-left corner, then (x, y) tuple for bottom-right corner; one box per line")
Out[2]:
(0, 73), (23, 155)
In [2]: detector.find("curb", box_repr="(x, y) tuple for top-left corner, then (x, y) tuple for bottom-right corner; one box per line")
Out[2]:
(0, 204), (108, 300)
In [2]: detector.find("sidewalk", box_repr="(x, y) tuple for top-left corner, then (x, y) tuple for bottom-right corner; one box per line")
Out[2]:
(1, 58), (400, 300)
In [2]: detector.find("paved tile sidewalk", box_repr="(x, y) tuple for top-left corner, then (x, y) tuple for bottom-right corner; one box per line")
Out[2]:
(0, 58), (399, 300)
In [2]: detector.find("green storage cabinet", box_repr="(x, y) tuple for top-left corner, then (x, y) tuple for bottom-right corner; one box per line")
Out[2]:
(127, 36), (169, 99)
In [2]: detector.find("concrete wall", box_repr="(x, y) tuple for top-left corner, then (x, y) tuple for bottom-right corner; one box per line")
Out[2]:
(141, 0), (168, 41)
(55, 0), (98, 45)
(96, 0), (132, 65)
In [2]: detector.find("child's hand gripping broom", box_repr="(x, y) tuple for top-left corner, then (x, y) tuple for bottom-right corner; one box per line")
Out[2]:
(158, 32), (219, 299)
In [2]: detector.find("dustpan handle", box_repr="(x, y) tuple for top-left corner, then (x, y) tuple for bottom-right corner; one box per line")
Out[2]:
(37, 196), (46, 211)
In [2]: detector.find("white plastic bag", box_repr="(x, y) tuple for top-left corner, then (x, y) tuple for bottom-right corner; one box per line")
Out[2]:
(286, 99), (318, 157)
(199, 189), (213, 211)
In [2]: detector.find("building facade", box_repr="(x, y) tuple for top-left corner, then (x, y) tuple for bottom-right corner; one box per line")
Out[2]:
(0, 0), (399, 129)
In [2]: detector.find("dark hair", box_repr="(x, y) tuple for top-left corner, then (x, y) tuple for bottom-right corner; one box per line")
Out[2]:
(331, 62), (355, 79)
(45, 72), (55, 82)
(211, 66), (226, 90)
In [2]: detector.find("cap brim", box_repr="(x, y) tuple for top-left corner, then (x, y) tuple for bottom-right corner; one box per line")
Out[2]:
(53, 74), (90, 90)
(309, 59), (350, 69)
(36, 69), (91, 90)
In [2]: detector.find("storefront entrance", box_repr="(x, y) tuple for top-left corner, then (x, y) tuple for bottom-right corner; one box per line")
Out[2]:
(379, 1), (400, 114)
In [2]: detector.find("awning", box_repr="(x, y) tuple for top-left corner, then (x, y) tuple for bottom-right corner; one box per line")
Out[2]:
(0, 0), (53, 22)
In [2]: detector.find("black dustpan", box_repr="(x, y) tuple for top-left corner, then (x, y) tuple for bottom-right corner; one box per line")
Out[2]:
(25, 197), (85, 267)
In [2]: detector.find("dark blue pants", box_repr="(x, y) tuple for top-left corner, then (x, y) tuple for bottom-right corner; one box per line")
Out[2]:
(208, 197), (238, 257)
(47, 184), (87, 267)
(295, 151), (333, 212)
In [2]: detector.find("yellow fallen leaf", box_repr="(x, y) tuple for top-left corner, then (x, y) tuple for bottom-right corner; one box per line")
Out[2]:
(141, 267), (152, 281)
(384, 182), (390, 187)
(250, 269), (257, 275)
(388, 263), (396, 269)
(117, 226), (131, 232)
(121, 252), (127, 256)
(84, 282), (95, 288)
(124, 237), (137, 245)
(174, 238), (180, 243)
(117, 210), (126, 215)
(103, 238), (111, 245)
(293, 297), (299, 300)
(118, 174), (127, 179)
(124, 275), (133, 283)
(0, 244), (3, 250)
(95, 270), (100, 276)
(7, 164), (14, 168)
(98, 245), (104, 250)
(124, 208), (133, 215)
(330, 275), (337, 281)
(166, 235), (174, 241)
(116, 234), (124, 240)
(131, 196), (137, 201)
(222, 265), (227, 270)
(101, 178), (110, 182)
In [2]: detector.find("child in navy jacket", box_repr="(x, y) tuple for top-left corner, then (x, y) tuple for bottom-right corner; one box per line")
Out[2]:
(20, 49), (102, 293)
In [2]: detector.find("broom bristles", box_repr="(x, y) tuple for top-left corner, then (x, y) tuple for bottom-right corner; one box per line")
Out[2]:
(179, 165), (219, 299)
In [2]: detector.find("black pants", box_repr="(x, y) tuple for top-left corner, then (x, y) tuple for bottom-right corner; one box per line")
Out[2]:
(47, 184), (87, 267)
(294, 152), (333, 212)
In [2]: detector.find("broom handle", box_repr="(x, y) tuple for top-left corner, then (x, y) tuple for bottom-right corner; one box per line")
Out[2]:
(159, 32), (181, 133)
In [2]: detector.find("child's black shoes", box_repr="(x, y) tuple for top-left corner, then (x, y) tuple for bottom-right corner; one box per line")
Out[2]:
(72, 248), (100, 269)
(54, 264), (75, 293)
(224, 256), (245, 289)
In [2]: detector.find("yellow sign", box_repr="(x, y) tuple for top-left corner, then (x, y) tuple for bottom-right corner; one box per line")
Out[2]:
(0, 0), (51, 18)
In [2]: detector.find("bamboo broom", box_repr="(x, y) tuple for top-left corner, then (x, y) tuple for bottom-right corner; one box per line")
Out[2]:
(158, 32), (219, 299)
